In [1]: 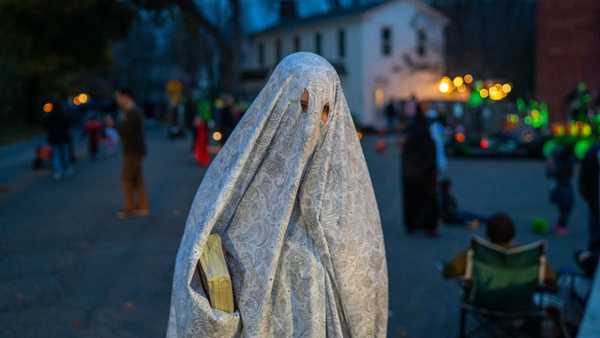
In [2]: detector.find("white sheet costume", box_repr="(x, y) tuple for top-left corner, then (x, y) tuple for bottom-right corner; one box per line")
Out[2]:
(167, 52), (388, 338)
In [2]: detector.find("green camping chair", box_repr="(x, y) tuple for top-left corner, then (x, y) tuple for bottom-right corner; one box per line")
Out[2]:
(458, 236), (552, 338)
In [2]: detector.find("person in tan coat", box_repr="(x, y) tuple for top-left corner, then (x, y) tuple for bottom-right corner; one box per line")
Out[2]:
(115, 88), (149, 219)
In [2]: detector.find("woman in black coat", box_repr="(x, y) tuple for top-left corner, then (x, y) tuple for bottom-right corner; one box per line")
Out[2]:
(401, 108), (438, 236)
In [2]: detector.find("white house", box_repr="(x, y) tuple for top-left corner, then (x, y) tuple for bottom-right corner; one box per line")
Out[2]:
(240, 0), (449, 126)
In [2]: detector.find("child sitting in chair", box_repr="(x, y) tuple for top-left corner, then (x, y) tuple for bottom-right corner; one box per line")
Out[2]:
(442, 213), (557, 289)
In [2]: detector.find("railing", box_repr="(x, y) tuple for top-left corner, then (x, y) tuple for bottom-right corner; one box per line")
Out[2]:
(578, 263), (600, 337)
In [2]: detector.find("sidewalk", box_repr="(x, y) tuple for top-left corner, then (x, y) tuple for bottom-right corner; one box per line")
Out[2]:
(0, 135), (44, 170)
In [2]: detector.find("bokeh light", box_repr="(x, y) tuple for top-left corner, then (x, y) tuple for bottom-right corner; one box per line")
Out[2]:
(455, 132), (465, 143)
(453, 76), (463, 87)
(42, 102), (53, 113)
(78, 93), (89, 104)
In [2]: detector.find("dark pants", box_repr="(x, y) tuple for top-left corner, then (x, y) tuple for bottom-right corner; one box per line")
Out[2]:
(122, 154), (148, 211)
(51, 143), (71, 175)
(403, 178), (438, 231)
(550, 184), (574, 226)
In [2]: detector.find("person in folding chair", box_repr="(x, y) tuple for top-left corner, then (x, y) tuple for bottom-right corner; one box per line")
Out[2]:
(442, 213), (559, 338)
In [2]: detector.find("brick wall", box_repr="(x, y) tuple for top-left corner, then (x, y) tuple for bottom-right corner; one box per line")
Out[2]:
(536, 0), (600, 121)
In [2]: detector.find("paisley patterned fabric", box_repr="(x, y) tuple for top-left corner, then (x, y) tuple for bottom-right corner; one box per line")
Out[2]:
(167, 52), (388, 338)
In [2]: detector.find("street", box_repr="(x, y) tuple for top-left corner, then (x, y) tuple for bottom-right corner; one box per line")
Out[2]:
(0, 129), (588, 338)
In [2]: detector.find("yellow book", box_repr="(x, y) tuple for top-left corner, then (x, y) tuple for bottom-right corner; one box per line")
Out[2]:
(198, 234), (235, 313)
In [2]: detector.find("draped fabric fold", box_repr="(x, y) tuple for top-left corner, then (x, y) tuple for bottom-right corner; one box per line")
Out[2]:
(167, 52), (388, 338)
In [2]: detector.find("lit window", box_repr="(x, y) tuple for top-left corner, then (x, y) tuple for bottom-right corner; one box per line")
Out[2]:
(374, 88), (385, 108)
(338, 29), (346, 58)
(315, 32), (322, 55)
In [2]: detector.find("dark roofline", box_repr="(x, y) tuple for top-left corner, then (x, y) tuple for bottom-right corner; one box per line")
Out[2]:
(248, 0), (447, 38)
(249, 1), (382, 37)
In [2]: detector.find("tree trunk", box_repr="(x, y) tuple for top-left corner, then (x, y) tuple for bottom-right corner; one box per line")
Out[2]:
(24, 75), (41, 125)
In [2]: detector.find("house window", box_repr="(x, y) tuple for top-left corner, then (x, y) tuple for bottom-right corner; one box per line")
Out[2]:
(294, 36), (301, 52)
(275, 38), (282, 62)
(315, 32), (322, 55)
(381, 27), (392, 56)
(338, 29), (346, 58)
(417, 29), (427, 57)
(374, 88), (385, 109)
(258, 43), (265, 66)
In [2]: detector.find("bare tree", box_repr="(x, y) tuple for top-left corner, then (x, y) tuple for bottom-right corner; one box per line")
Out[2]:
(136, 0), (242, 94)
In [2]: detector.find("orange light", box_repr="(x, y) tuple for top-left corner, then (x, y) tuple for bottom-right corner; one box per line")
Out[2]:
(357, 131), (364, 140)
(552, 123), (565, 136)
(78, 93), (89, 104)
(479, 88), (489, 98)
(42, 102), (53, 113)
(439, 76), (453, 94)
(455, 132), (465, 143)
(489, 85), (505, 101)
(73, 96), (81, 105)
(212, 131), (223, 141)
(439, 82), (450, 94)
(453, 76), (464, 87)
(463, 74), (473, 84)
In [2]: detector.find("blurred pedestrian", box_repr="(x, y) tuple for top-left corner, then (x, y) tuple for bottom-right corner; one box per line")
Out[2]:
(167, 102), (185, 139)
(84, 114), (103, 160)
(166, 53), (388, 338)
(401, 105), (439, 236)
(219, 94), (236, 143)
(577, 142), (600, 274)
(403, 94), (418, 118)
(439, 179), (486, 227)
(546, 144), (575, 235)
(115, 88), (149, 219)
(43, 101), (73, 180)
(103, 115), (120, 155)
(193, 115), (210, 167)
(426, 104), (448, 176)
(384, 100), (397, 130)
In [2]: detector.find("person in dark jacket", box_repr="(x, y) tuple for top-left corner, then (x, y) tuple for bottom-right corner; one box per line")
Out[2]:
(577, 143), (600, 275)
(547, 144), (575, 235)
(43, 101), (73, 180)
(401, 106), (439, 236)
(84, 114), (103, 160)
(115, 88), (149, 219)
(384, 101), (397, 130)
(219, 94), (237, 143)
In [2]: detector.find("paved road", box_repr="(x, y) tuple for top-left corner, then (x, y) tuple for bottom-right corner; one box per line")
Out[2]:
(0, 130), (589, 338)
